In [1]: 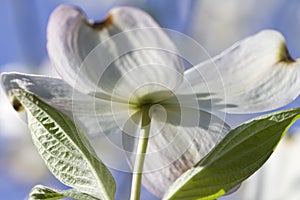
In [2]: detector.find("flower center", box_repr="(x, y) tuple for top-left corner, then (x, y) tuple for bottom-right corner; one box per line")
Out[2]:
(136, 90), (181, 127)
(129, 83), (175, 106)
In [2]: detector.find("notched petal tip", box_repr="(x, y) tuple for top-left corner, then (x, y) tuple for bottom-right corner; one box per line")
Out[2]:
(279, 42), (295, 64)
(260, 29), (295, 64)
(51, 4), (113, 30)
(49, 5), (148, 32)
(88, 14), (113, 30)
(5, 89), (25, 112)
(11, 95), (24, 112)
(89, 6), (157, 30)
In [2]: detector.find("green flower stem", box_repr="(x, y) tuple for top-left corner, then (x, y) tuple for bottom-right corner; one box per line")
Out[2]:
(130, 107), (151, 200)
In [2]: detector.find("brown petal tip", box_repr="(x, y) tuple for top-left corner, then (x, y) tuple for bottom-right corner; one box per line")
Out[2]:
(12, 96), (24, 112)
(279, 43), (295, 64)
(88, 14), (113, 30)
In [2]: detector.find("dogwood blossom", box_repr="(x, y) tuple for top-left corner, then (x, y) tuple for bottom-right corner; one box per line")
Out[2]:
(2, 5), (300, 198)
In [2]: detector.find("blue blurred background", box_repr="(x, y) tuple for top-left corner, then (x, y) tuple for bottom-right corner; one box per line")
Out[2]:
(1, 0), (300, 199)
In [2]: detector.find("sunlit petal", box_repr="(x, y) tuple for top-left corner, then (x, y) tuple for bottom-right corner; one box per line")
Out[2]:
(181, 30), (300, 113)
(47, 5), (184, 99)
(1, 72), (77, 111)
(0, 72), (131, 136)
(122, 107), (230, 197)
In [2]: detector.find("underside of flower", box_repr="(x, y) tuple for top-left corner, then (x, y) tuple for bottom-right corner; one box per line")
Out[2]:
(1, 4), (300, 199)
(130, 87), (175, 106)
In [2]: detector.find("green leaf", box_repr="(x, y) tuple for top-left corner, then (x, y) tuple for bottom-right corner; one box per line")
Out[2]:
(29, 185), (99, 200)
(163, 107), (300, 200)
(11, 89), (116, 200)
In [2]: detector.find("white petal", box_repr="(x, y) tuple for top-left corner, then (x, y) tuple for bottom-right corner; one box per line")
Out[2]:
(122, 107), (230, 198)
(0, 72), (129, 136)
(47, 5), (183, 100)
(0, 72), (143, 172)
(74, 99), (131, 137)
(181, 30), (300, 113)
(1, 72), (76, 111)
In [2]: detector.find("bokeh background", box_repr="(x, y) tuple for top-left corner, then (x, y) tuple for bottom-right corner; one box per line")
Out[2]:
(1, 0), (300, 199)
